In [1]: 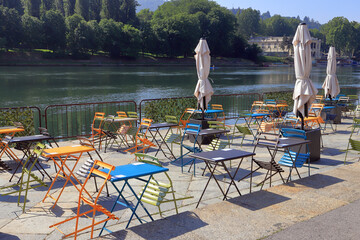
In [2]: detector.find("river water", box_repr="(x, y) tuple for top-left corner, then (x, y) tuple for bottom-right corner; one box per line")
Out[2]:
(0, 65), (359, 108)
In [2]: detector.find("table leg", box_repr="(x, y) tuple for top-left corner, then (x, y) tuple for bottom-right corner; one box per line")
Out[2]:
(221, 158), (244, 200)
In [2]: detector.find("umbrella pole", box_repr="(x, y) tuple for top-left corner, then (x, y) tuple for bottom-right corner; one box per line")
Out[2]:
(202, 97), (206, 120)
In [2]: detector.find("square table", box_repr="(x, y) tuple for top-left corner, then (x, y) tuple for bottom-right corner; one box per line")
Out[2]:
(191, 149), (255, 208)
(186, 128), (230, 150)
(99, 162), (168, 236)
(251, 137), (311, 191)
(5, 134), (58, 182)
(146, 122), (179, 160)
(42, 145), (101, 207)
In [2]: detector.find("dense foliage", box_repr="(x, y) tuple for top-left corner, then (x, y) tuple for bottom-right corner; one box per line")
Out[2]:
(0, 0), (359, 59)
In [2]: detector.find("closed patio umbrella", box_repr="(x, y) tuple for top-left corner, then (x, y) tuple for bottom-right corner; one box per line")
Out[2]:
(194, 38), (214, 119)
(292, 23), (318, 129)
(322, 46), (340, 100)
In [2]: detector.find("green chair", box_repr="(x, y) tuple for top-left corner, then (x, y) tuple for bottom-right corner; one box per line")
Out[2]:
(230, 116), (253, 146)
(207, 120), (231, 147)
(135, 153), (193, 218)
(164, 115), (182, 154)
(0, 143), (48, 212)
(344, 118), (360, 164)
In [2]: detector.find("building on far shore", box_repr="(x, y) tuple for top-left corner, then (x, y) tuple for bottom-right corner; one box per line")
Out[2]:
(248, 36), (322, 59)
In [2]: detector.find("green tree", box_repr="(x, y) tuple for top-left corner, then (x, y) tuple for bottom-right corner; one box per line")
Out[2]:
(321, 17), (358, 57)
(0, 0), (23, 14)
(137, 8), (157, 54)
(87, 20), (103, 54)
(54, 0), (65, 15)
(119, 0), (138, 25)
(21, 14), (44, 50)
(41, 0), (54, 14)
(121, 24), (141, 56)
(263, 15), (299, 36)
(65, 0), (75, 16)
(101, 0), (120, 21)
(41, 10), (66, 51)
(99, 18), (123, 57)
(89, 0), (101, 21)
(236, 8), (260, 39)
(75, 0), (89, 20)
(0, 6), (22, 50)
(25, 0), (41, 18)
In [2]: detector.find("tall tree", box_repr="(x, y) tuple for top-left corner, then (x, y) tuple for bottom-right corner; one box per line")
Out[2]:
(21, 14), (44, 49)
(25, 0), (41, 18)
(321, 17), (358, 57)
(65, 0), (75, 16)
(54, 0), (65, 15)
(236, 8), (260, 39)
(75, 0), (89, 20)
(0, 6), (22, 49)
(0, 0), (23, 14)
(89, 0), (101, 21)
(101, 0), (120, 21)
(119, 0), (138, 25)
(41, 10), (66, 51)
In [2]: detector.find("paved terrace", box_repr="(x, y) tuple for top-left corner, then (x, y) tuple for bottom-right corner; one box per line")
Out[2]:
(0, 117), (359, 240)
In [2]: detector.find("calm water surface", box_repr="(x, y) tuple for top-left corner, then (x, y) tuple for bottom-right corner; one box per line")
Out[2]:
(0, 66), (359, 108)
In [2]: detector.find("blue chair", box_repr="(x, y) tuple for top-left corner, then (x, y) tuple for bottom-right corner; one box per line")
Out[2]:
(174, 123), (202, 176)
(279, 128), (310, 181)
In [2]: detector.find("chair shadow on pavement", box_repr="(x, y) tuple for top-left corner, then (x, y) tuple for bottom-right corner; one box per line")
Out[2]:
(227, 190), (291, 211)
(0, 232), (20, 240)
(107, 211), (208, 240)
(290, 173), (344, 189)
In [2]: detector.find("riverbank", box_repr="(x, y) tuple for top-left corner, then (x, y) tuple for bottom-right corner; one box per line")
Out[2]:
(0, 51), (258, 67)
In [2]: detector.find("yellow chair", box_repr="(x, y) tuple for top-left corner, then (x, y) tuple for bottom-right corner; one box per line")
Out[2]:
(135, 153), (193, 218)
(211, 104), (226, 122)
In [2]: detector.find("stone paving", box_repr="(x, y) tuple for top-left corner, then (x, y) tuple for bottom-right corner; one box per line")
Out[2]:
(0, 116), (359, 239)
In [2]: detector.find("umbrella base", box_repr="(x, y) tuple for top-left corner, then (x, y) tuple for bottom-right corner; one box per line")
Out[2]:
(189, 118), (216, 144)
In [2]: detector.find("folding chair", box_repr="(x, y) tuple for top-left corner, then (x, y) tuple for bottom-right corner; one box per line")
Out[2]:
(164, 115), (182, 154)
(315, 95), (323, 103)
(210, 104), (226, 122)
(78, 112), (107, 150)
(124, 118), (156, 154)
(303, 103), (325, 129)
(248, 131), (285, 191)
(179, 108), (195, 129)
(344, 118), (360, 164)
(207, 120), (231, 146)
(135, 153), (193, 218)
(338, 96), (350, 117)
(278, 128), (310, 181)
(0, 143), (48, 213)
(50, 161), (117, 240)
(250, 101), (264, 112)
(173, 123), (202, 176)
(231, 120), (253, 146)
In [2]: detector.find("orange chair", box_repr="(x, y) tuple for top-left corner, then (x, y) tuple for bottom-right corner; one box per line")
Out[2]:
(50, 160), (117, 239)
(124, 118), (156, 154)
(179, 108), (195, 129)
(211, 104), (226, 122)
(78, 112), (107, 150)
(250, 101), (264, 112)
(303, 103), (325, 129)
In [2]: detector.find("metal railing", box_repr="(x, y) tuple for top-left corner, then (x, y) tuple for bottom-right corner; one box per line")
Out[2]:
(44, 101), (136, 139)
(139, 93), (262, 122)
(0, 87), (359, 140)
(0, 106), (41, 136)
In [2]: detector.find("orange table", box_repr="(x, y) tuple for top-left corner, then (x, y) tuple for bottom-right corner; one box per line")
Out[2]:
(263, 103), (288, 118)
(0, 127), (25, 169)
(42, 145), (99, 207)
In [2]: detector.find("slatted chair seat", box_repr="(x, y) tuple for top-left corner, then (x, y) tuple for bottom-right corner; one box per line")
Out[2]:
(279, 150), (310, 168)
(135, 153), (192, 217)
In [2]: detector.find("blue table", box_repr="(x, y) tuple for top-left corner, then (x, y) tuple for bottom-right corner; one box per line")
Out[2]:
(99, 162), (168, 236)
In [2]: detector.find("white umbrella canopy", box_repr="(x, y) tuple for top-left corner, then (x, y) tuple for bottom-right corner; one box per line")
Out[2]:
(322, 46), (340, 99)
(194, 39), (214, 111)
(292, 23), (318, 118)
